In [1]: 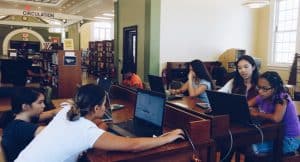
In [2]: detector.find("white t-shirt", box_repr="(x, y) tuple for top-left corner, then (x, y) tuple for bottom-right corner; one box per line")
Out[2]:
(15, 103), (105, 162)
(218, 79), (234, 93)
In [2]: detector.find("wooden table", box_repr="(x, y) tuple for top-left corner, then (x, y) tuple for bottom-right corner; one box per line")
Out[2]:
(167, 96), (284, 162)
(0, 98), (11, 112)
(0, 98), (69, 113)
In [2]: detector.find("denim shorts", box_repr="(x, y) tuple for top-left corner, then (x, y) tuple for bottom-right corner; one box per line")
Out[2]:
(252, 137), (300, 154)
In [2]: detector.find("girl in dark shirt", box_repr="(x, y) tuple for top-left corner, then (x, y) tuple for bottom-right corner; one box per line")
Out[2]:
(2, 88), (59, 162)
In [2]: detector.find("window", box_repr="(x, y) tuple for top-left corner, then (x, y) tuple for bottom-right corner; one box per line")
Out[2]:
(93, 22), (113, 41)
(271, 0), (299, 65)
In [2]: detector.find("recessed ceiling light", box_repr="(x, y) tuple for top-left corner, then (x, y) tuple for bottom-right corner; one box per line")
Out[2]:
(102, 13), (114, 17)
(94, 16), (112, 20)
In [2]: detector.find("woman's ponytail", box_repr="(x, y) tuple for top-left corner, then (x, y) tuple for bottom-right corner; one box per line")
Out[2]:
(67, 84), (106, 121)
(67, 104), (81, 121)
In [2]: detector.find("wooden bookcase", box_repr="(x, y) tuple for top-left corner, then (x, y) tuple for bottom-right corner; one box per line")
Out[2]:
(88, 40), (115, 78)
(40, 50), (82, 98)
(57, 50), (82, 98)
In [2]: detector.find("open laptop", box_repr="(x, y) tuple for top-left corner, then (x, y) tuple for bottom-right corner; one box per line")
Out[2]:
(97, 77), (113, 121)
(148, 75), (183, 100)
(108, 89), (166, 137)
(206, 90), (260, 125)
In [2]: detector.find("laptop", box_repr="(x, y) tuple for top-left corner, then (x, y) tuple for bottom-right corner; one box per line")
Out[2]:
(148, 75), (183, 100)
(97, 77), (112, 92)
(97, 77), (113, 121)
(206, 90), (260, 125)
(108, 89), (166, 137)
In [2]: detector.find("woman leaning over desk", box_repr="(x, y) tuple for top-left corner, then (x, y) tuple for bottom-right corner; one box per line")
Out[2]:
(15, 84), (184, 162)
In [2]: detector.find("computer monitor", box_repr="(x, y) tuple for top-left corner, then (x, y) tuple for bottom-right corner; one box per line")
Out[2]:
(134, 89), (166, 127)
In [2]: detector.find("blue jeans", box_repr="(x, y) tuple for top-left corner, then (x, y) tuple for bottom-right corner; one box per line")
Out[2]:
(252, 137), (300, 154)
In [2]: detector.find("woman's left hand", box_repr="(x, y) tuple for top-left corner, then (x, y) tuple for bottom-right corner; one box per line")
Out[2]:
(93, 119), (109, 130)
(250, 108), (259, 117)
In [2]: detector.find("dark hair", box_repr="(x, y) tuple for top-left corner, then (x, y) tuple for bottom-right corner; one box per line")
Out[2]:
(190, 59), (215, 90)
(67, 84), (106, 121)
(259, 71), (288, 104)
(121, 66), (134, 74)
(0, 88), (43, 128)
(232, 55), (259, 95)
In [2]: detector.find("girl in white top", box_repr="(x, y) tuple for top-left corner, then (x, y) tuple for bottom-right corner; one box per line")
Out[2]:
(218, 55), (259, 162)
(171, 59), (215, 103)
(15, 84), (184, 162)
(218, 55), (259, 100)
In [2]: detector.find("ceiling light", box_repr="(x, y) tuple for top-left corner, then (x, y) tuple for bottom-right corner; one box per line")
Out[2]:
(102, 13), (114, 17)
(94, 16), (112, 20)
(242, 0), (270, 8)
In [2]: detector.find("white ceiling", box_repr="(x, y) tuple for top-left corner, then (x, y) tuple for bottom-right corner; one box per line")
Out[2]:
(0, 0), (114, 19)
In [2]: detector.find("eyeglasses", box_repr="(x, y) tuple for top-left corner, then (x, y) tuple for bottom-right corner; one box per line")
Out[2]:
(256, 86), (273, 92)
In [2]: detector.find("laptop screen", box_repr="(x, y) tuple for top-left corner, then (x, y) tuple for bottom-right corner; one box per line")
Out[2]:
(206, 90), (252, 124)
(134, 90), (165, 127)
(148, 75), (165, 94)
(97, 77), (112, 93)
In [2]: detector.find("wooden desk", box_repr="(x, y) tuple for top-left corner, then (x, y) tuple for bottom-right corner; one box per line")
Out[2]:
(0, 98), (11, 112)
(0, 98), (69, 113)
(87, 85), (215, 162)
(168, 97), (230, 138)
(167, 97), (284, 162)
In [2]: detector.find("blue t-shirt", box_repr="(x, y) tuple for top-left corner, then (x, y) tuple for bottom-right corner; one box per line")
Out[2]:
(192, 79), (211, 104)
(2, 120), (38, 162)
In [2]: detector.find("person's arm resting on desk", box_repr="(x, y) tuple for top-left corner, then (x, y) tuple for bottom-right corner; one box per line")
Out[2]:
(93, 129), (184, 152)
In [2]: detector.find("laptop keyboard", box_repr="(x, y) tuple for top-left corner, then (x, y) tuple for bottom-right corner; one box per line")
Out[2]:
(117, 120), (135, 132)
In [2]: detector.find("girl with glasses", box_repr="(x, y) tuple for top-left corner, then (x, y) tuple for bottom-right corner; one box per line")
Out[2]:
(247, 71), (300, 159)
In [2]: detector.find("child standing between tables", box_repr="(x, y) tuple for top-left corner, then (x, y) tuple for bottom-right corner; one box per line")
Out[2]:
(248, 71), (300, 155)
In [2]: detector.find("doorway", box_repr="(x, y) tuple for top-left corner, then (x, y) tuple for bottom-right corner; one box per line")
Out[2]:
(123, 25), (137, 73)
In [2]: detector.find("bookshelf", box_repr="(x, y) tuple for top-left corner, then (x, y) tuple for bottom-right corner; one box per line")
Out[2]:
(88, 40), (115, 78)
(40, 50), (82, 98)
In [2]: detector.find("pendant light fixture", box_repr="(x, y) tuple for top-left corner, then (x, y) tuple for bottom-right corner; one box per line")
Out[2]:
(242, 0), (270, 8)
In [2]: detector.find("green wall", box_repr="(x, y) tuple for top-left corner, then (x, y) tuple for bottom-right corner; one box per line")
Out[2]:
(11, 33), (39, 42)
(67, 24), (80, 50)
(114, 1), (120, 81)
(144, 0), (161, 80)
(116, 0), (161, 82)
(118, 0), (146, 81)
